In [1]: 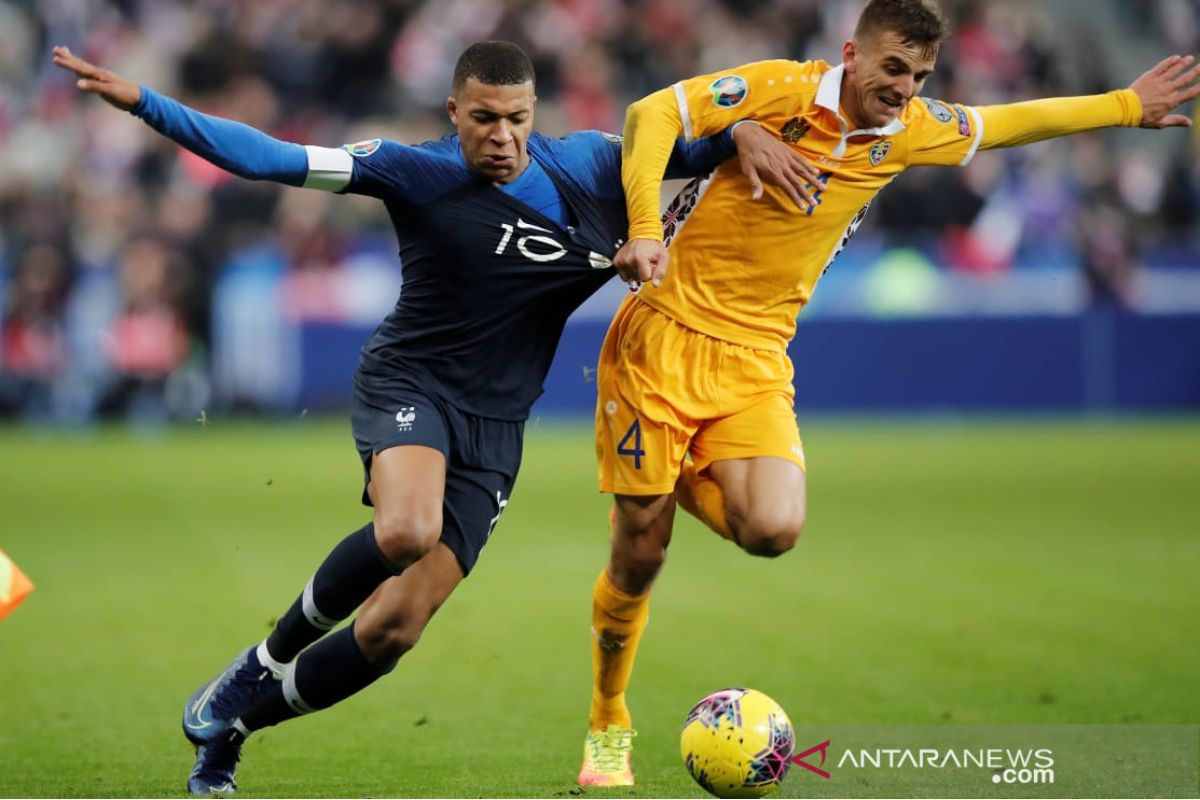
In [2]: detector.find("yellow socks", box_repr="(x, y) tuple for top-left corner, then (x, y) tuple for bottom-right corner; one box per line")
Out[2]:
(675, 462), (735, 541)
(589, 568), (650, 731)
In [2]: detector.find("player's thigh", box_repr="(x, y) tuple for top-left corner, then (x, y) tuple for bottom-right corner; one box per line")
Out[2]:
(355, 542), (464, 660)
(352, 385), (449, 557)
(596, 298), (704, 496)
(368, 445), (447, 543)
(708, 456), (806, 537)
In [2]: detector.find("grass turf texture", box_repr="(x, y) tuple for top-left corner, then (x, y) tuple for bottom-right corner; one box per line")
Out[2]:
(0, 417), (1196, 798)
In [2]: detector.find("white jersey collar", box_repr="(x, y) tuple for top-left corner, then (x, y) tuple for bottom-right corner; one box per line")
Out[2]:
(816, 62), (906, 153)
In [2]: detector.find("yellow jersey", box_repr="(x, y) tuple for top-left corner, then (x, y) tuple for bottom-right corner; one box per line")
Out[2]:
(622, 59), (1142, 350)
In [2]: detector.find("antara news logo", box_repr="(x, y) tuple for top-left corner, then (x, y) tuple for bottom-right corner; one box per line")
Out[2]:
(791, 739), (1056, 786)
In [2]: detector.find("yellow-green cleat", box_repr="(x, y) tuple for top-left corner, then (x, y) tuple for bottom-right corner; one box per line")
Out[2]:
(578, 725), (637, 787)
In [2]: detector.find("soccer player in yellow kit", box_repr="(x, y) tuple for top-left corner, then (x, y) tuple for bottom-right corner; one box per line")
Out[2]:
(577, 0), (1200, 786)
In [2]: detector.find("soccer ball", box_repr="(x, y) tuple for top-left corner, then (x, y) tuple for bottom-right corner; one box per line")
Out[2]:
(680, 688), (795, 798)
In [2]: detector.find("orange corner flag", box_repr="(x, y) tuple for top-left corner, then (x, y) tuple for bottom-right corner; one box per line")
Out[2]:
(0, 549), (34, 623)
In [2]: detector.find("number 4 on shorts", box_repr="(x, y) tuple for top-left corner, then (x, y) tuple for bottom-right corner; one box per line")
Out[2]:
(617, 418), (645, 470)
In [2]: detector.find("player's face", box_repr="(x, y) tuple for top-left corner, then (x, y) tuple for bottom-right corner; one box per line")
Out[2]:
(842, 28), (937, 129)
(448, 78), (536, 184)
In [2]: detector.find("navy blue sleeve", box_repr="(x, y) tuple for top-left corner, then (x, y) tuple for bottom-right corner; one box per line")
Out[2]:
(548, 130), (735, 198)
(342, 137), (474, 202)
(664, 127), (737, 179)
(132, 87), (308, 185)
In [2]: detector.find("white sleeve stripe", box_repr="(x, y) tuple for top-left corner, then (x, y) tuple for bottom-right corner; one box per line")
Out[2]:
(960, 106), (984, 167)
(673, 82), (695, 142)
(302, 145), (353, 191)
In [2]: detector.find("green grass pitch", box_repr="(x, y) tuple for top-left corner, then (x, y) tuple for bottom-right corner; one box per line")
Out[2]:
(0, 417), (1197, 797)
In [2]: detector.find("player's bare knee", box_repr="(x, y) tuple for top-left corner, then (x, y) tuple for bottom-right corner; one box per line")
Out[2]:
(735, 510), (804, 558)
(372, 509), (442, 566)
(613, 493), (672, 534)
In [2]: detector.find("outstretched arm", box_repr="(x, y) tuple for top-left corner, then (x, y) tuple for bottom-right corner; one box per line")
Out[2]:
(53, 46), (344, 189)
(977, 55), (1200, 151)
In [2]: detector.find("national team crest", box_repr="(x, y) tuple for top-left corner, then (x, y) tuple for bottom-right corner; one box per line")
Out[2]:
(710, 75), (748, 108)
(780, 117), (811, 143)
(345, 138), (382, 157)
(869, 140), (892, 167)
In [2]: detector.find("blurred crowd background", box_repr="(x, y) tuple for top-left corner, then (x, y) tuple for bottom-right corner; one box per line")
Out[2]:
(1, 0), (1198, 422)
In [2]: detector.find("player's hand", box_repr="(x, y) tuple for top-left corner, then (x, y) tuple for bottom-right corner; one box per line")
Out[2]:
(52, 45), (141, 112)
(613, 238), (669, 289)
(732, 121), (825, 211)
(1130, 54), (1200, 129)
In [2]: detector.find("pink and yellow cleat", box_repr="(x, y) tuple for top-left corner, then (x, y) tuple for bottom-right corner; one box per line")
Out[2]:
(578, 725), (637, 787)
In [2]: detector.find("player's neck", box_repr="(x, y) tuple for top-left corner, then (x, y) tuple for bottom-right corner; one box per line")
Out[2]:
(839, 75), (869, 130)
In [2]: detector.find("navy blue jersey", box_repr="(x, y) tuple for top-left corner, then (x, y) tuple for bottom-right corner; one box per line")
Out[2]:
(344, 131), (729, 420)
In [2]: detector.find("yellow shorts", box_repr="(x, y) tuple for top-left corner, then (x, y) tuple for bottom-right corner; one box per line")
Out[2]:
(596, 296), (806, 495)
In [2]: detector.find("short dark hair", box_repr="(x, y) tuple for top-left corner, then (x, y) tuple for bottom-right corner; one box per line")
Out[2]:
(855, 0), (947, 54)
(452, 41), (535, 92)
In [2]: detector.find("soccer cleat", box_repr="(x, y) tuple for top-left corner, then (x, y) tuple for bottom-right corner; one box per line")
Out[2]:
(187, 731), (243, 795)
(183, 646), (278, 745)
(578, 724), (637, 787)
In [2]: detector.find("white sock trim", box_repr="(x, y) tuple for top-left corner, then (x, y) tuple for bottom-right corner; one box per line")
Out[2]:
(301, 578), (339, 630)
(257, 641), (289, 679)
(282, 662), (316, 715)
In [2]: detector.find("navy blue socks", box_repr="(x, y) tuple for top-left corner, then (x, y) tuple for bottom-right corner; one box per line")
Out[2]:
(240, 625), (392, 732)
(265, 523), (402, 663)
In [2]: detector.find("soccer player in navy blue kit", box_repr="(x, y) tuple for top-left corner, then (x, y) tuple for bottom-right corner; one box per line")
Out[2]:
(54, 40), (820, 795)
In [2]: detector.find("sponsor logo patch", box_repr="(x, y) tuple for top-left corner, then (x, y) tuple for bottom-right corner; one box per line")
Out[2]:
(346, 138), (382, 157)
(781, 116), (811, 143)
(601, 131), (623, 144)
(920, 97), (955, 124)
(710, 75), (748, 108)
(869, 140), (892, 167)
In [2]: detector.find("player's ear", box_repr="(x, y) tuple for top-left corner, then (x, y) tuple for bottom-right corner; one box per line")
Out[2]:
(446, 96), (459, 124)
(843, 39), (858, 73)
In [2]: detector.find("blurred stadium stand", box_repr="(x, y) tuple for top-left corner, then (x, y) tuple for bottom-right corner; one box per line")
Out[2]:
(1, 0), (1198, 421)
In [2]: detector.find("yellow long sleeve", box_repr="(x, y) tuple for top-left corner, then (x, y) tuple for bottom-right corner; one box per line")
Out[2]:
(621, 88), (685, 242)
(977, 89), (1143, 151)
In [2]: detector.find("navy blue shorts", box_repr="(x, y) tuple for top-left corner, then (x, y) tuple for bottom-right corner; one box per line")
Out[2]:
(350, 377), (524, 576)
